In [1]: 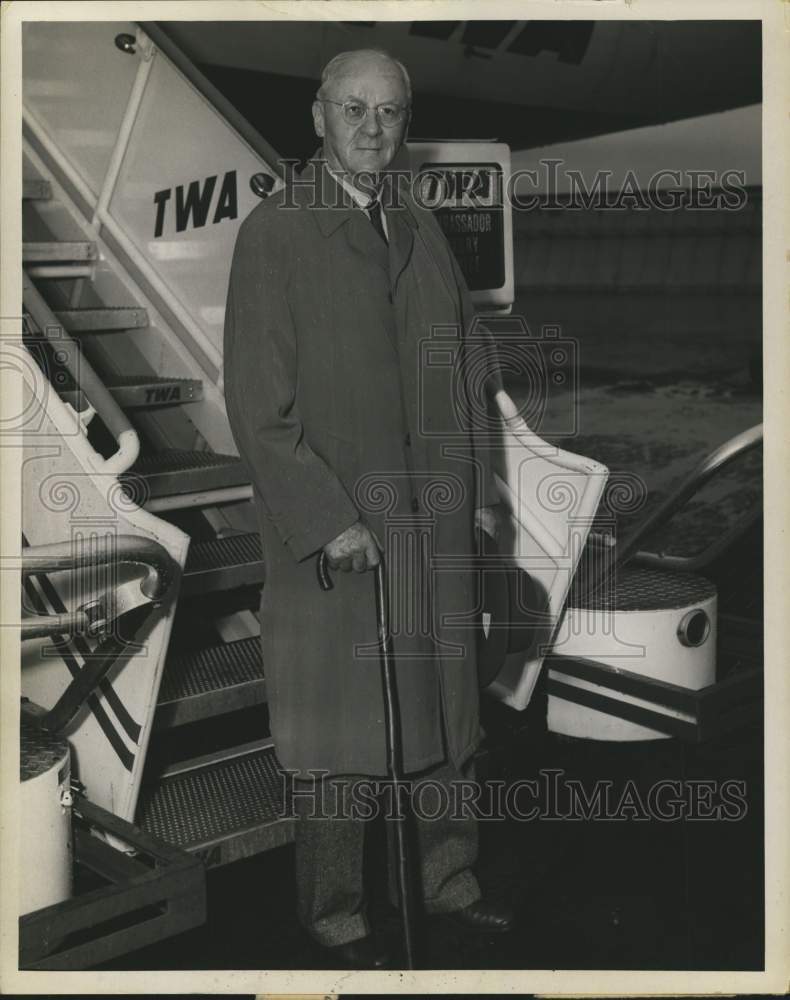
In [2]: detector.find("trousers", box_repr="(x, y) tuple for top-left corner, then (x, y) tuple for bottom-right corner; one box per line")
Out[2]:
(291, 759), (481, 946)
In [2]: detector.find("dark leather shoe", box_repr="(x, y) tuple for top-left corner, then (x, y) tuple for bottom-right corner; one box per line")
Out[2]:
(318, 935), (391, 969)
(445, 898), (514, 933)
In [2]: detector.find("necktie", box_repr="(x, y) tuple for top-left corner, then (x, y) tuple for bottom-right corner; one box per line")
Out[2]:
(366, 197), (388, 245)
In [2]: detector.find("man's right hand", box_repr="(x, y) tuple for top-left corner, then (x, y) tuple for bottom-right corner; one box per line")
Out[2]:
(324, 521), (381, 573)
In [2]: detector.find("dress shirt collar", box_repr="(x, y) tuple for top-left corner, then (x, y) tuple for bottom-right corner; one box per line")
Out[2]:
(327, 168), (388, 239)
(327, 167), (380, 209)
(303, 154), (415, 239)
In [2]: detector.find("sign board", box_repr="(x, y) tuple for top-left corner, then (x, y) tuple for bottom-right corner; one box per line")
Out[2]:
(407, 142), (514, 312)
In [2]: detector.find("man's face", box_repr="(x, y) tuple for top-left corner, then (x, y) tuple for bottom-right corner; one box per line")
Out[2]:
(312, 55), (409, 185)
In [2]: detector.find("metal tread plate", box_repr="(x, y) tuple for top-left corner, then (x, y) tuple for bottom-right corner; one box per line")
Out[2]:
(20, 718), (69, 781)
(106, 375), (195, 387)
(132, 449), (242, 474)
(23, 241), (98, 263)
(160, 636), (265, 701)
(106, 376), (203, 407)
(181, 532), (264, 596)
(59, 376), (203, 410)
(155, 636), (266, 729)
(54, 306), (150, 331)
(121, 449), (250, 500)
(59, 373), (181, 389)
(136, 742), (292, 865)
(568, 565), (717, 612)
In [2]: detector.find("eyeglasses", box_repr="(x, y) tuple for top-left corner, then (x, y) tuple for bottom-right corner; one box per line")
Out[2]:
(319, 99), (410, 128)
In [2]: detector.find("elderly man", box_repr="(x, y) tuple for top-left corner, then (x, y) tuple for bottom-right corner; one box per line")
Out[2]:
(223, 48), (511, 968)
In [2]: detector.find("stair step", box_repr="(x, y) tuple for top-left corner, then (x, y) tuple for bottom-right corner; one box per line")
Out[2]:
(25, 265), (94, 279)
(23, 241), (98, 263)
(155, 636), (266, 730)
(60, 375), (203, 410)
(54, 307), (150, 332)
(182, 532), (264, 597)
(121, 449), (250, 501)
(135, 740), (293, 868)
(23, 179), (52, 200)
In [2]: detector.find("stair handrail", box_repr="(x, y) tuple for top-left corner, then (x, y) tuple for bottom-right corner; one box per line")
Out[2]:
(21, 534), (177, 605)
(21, 535), (179, 733)
(22, 272), (140, 475)
(576, 423), (763, 600)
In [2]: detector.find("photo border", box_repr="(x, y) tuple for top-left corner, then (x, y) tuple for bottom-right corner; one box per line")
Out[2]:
(1, 0), (786, 994)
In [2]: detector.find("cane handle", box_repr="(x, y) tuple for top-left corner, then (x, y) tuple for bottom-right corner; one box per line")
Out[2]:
(316, 550), (334, 591)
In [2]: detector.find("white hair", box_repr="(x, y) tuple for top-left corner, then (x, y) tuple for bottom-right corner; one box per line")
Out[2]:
(316, 48), (412, 104)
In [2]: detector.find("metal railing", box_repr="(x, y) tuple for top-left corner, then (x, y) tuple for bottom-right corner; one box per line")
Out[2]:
(21, 534), (176, 604)
(578, 423), (763, 599)
(23, 272), (140, 475)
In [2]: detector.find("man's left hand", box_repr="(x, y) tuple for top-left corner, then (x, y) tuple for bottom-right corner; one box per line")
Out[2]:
(475, 505), (501, 541)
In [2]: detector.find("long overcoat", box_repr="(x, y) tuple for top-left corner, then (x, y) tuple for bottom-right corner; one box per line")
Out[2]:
(223, 157), (500, 777)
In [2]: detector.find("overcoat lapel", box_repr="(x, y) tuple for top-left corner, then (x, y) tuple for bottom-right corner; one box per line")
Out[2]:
(305, 156), (417, 286)
(386, 202), (415, 294)
(304, 156), (419, 353)
(344, 212), (390, 274)
(306, 157), (390, 274)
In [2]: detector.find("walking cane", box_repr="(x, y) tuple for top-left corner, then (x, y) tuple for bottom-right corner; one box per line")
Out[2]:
(317, 548), (419, 970)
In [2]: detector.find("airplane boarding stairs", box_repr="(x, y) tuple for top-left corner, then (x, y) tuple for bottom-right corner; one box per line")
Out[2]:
(21, 146), (292, 878)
